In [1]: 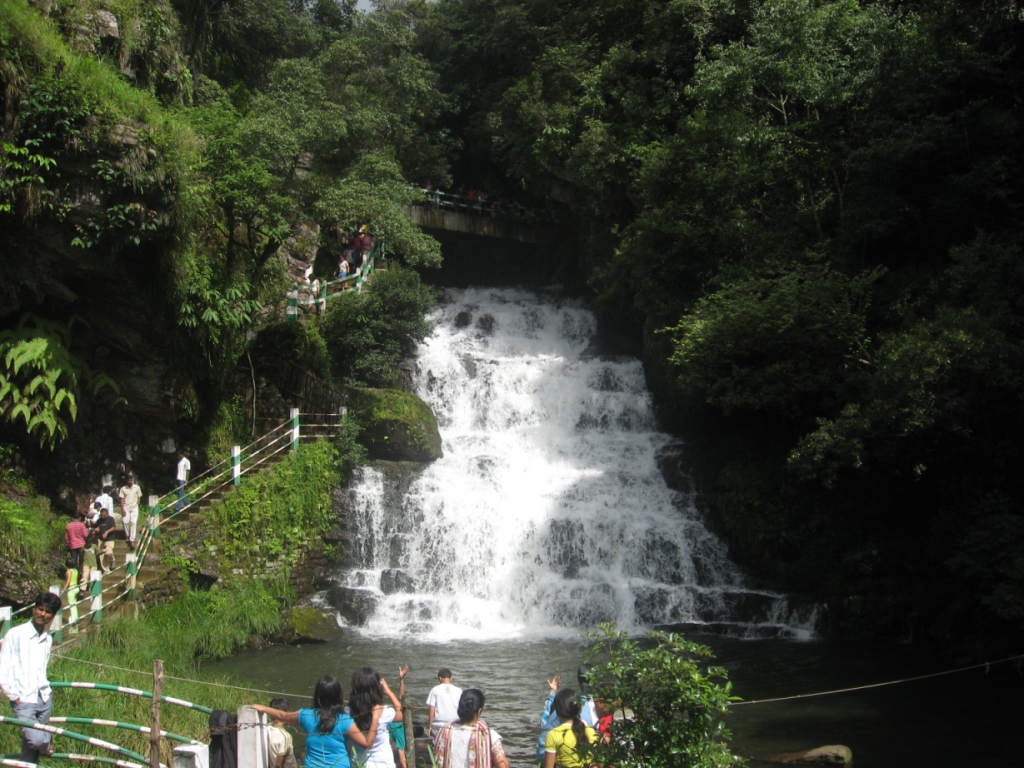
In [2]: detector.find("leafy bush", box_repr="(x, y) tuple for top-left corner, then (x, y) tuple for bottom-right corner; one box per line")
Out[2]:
(203, 433), (362, 566)
(0, 495), (63, 561)
(323, 264), (439, 387)
(587, 625), (738, 768)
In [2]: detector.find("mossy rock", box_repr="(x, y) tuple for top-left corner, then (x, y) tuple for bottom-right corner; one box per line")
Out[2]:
(347, 388), (443, 462)
(276, 604), (344, 645)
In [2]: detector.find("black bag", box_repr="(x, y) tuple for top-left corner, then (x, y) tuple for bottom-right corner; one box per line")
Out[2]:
(209, 710), (238, 768)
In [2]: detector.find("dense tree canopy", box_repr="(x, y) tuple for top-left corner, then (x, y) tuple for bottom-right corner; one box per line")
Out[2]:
(3, 0), (1024, 650)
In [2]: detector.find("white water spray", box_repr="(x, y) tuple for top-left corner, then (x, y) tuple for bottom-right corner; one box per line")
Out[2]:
(338, 287), (815, 641)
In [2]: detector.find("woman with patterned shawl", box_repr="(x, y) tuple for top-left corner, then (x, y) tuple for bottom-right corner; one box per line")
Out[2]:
(433, 689), (510, 768)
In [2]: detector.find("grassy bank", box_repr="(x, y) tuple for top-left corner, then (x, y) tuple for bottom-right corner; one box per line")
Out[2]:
(0, 434), (363, 760)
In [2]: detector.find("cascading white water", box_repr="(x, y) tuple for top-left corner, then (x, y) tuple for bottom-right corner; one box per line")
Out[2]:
(339, 287), (815, 641)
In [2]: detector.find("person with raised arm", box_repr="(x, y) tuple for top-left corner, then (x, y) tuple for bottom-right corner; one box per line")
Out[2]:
(348, 666), (403, 768)
(251, 675), (379, 768)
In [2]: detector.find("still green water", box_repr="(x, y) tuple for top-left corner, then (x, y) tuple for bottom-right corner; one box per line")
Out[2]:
(205, 632), (1020, 767)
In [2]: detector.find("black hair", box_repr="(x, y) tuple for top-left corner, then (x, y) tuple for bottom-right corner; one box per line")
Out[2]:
(437, 667), (452, 679)
(456, 688), (485, 723)
(270, 697), (291, 712)
(554, 688), (590, 748)
(36, 592), (62, 614)
(311, 675), (346, 735)
(349, 666), (383, 730)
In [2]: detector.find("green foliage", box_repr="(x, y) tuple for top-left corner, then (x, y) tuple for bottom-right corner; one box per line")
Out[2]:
(323, 264), (439, 387)
(0, 494), (64, 561)
(0, 584), (280, 761)
(586, 625), (737, 768)
(203, 437), (362, 565)
(666, 264), (878, 416)
(0, 315), (120, 449)
(200, 395), (251, 460)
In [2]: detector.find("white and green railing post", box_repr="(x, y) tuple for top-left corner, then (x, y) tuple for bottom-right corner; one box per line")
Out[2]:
(90, 569), (103, 627)
(126, 554), (137, 603)
(0, 607), (10, 640)
(149, 495), (161, 541)
(232, 446), (241, 487)
(286, 287), (299, 322)
(49, 585), (63, 645)
(291, 408), (300, 451)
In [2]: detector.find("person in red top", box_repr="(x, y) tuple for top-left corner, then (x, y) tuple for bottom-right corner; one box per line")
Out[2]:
(64, 512), (88, 572)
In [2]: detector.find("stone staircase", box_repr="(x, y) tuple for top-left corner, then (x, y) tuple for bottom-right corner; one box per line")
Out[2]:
(63, 414), (341, 638)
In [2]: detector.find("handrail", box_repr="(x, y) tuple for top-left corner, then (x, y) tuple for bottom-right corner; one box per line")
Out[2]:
(414, 188), (560, 223)
(48, 718), (203, 745)
(0, 717), (157, 766)
(2, 413), (331, 638)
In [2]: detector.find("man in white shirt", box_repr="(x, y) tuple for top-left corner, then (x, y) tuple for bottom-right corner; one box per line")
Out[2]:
(175, 451), (191, 512)
(118, 475), (142, 550)
(93, 487), (114, 521)
(426, 667), (462, 741)
(0, 593), (61, 762)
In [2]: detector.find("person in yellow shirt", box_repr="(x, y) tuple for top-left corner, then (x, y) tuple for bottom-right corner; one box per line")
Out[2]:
(543, 689), (597, 768)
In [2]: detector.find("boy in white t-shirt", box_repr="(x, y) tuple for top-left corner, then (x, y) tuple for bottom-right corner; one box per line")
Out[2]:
(266, 697), (297, 768)
(426, 667), (462, 741)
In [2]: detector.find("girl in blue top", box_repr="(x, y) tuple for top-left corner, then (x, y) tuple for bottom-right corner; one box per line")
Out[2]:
(253, 675), (380, 768)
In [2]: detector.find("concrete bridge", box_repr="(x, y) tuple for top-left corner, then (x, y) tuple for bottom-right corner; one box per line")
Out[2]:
(404, 190), (561, 244)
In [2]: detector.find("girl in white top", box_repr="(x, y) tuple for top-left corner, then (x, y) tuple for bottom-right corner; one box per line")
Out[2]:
(348, 666), (403, 768)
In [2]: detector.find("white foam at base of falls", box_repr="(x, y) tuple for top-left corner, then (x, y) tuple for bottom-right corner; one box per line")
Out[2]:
(339, 287), (817, 641)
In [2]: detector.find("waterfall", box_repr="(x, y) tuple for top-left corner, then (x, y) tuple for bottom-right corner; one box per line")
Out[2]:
(334, 287), (816, 641)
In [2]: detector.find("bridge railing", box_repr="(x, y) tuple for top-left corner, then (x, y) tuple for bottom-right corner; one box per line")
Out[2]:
(414, 188), (560, 223)
(287, 239), (385, 321)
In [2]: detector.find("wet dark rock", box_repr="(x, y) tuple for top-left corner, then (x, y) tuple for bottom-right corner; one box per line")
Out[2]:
(327, 585), (379, 626)
(380, 569), (416, 595)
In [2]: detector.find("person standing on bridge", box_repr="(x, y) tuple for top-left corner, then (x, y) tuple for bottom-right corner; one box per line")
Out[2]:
(0, 592), (62, 763)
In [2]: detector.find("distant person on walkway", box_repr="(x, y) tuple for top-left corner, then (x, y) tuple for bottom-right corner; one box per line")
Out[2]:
(64, 512), (88, 571)
(427, 667), (463, 741)
(338, 258), (349, 282)
(61, 558), (80, 631)
(94, 486), (114, 522)
(433, 689), (509, 768)
(348, 666), (403, 768)
(80, 535), (98, 588)
(85, 502), (101, 531)
(175, 451), (191, 512)
(96, 507), (116, 572)
(266, 697), (298, 768)
(251, 675), (379, 768)
(0, 592), (62, 763)
(118, 475), (141, 550)
(543, 688), (596, 768)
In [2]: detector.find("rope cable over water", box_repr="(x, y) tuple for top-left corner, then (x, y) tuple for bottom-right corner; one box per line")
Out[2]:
(730, 653), (1024, 706)
(56, 652), (1024, 709)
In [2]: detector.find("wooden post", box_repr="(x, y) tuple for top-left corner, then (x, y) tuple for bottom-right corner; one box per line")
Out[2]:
(151, 659), (163, 768)
(403, 691), (414, 768)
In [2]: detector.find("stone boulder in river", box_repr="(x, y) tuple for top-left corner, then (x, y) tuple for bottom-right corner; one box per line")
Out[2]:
(764, 745), (853, 765)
